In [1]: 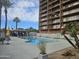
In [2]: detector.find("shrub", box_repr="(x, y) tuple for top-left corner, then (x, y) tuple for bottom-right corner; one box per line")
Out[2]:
(37, 40), (46, 55)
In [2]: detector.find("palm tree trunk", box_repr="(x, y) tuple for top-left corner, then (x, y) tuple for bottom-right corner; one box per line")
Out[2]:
(16, 22), (18, 37)
(64, 34), (77, 49)
(0, 3), (2, 30)
(4, 8), (8, 37)
(73, 34), (79, 48)
(16, 22), (17, 30)
(0, 8), (1, 30)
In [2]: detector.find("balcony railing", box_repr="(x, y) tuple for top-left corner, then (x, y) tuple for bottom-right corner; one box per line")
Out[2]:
(63, 2), (79, 11)
(40, 9), (47, 14)
(40, 5), (47, 10)
(63, 15), (79, 22)
(49, 3), (59, 10)
(40, 1), (47, 6)
(48, 0), (58, 5)
(41, 13), (48, 17)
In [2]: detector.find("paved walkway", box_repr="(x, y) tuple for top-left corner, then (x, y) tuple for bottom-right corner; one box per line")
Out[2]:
(0, 37), (71, 59)
(0, 37), (39, 59)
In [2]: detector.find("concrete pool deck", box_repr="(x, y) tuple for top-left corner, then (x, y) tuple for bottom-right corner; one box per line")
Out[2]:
(0, 37), (71, 59)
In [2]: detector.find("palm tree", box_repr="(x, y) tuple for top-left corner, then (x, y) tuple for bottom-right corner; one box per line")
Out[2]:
(2, 0), (12, 36)
(13, 17), (20, 30)
(0, 0), (2, 30)
(62, 22), (79, 49)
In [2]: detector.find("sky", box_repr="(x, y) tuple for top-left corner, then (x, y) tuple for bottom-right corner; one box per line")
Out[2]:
(1, 0), (39, 30)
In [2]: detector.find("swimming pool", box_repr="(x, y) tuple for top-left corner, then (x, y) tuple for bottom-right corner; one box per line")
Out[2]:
(25, 36), (62, 45)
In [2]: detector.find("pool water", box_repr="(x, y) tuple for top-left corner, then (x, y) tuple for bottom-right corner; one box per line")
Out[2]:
(25, 36), (60, 45)
(31, 39), (40, 45)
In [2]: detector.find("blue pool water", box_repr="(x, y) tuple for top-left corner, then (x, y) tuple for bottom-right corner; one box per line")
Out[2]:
(25, 36), (41, 45)
(25, 36), (59, 45)
(31, 39), (40, 45)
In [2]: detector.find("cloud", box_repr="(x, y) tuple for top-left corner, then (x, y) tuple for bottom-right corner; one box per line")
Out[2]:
(2, 0), (39, 22)
(16, 0), (35, 8)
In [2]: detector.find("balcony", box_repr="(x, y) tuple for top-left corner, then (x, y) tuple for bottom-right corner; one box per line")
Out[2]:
(63, 15), (79, 22)
(63, 8), (79, 15)
(54, 9), (60, 13)
(48, 21), (53, 25)
(40, 9), (47, 14)
(40, 18), (48, 22)
(40, 0), (46, 3)
(48, 9), (60, 15)
(63, 2), (79, 11)
(63, 0), (71, 4)
(40, 1), (47, 7)
(40, 4), (47, 10)
(41, 27), (48, 30)
(49, 3), (59, 10)
(49, 15), (59, 20)
(48, 0), (58, 5)
(41, 22), (48, 25)
(63, 0), (78, 6)
(40, 24), (48, 27)
(53, 19), (60, 24)
(40, 13), (48, 18)
(53, 25), (60, 29)
(63, 10), (79, 18)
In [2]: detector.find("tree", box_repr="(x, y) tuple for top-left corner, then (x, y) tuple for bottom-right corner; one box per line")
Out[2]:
(13, 17), (20, 30)
(62, 22), (79, 49)
(2, 0), (12, 36)
(0, 0), (2, 30)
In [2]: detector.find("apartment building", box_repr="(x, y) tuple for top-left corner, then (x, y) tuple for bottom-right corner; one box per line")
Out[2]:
(39, 0), (79, 33)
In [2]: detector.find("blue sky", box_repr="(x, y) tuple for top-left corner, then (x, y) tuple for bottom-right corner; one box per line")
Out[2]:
(1, 0), (39, 29)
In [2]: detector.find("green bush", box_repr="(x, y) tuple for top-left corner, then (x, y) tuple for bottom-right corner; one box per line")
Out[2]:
(37, 41), (46, 55)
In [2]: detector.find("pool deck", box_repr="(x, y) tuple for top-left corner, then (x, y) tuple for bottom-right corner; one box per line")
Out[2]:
(0, 37), (71, 59)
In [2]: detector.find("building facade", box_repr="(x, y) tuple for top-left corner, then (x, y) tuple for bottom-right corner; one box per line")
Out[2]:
(39, 0), (79, 33)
